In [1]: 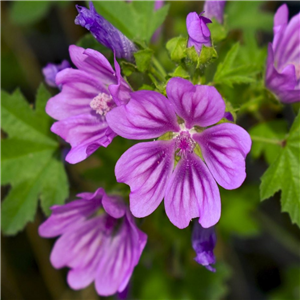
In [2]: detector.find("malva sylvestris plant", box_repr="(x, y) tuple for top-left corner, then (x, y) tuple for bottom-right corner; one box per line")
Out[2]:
(2, 1), (300, 299)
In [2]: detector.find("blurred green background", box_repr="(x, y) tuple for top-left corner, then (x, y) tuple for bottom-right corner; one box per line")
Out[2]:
(1, 1), (300, 300)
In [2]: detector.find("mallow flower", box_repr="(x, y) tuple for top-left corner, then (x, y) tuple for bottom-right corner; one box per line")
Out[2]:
(39, 188), (147, 296)
(192, 221), (216, 272)
(75, 2), (137, 62)
(106, 77), (251, 229)
(46, 45), (131, 164)
(265, 4), (300, 103)
(42, 60), (70, 89)
(203, 1), (226, 24)
(186, 12), (212, 54)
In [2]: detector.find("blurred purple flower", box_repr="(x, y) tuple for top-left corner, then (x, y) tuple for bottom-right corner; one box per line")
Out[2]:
(224, 111), (234, 122)
(106, 77), (251, 229)
(75, 2), (137, 62)
(39, 188), (147, 297)
(203, 1), (226, 24)
(265, 4), (300, 103)
(192, 221), (216, 272)
(42, 60), (70, 89)
(46, 45), (131, 164)
(186, 12), (212, 54)
(151, 1), (165, 43)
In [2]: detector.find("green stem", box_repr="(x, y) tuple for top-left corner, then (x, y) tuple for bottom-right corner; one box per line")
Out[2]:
(250, 135), (283, 145)
(149, 66), (164, 83)
(152, 56), (167, 78)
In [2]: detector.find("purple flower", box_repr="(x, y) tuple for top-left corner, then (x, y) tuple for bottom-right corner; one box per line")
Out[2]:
(46, 45), (131, 164)
(203, 1), (226, 24)
(265, 4), (300, 103)
(106, 77), (251, 229)
(192, 221), (216, 272)
(42, 60), (70, 88)
(224, 111), (234, 122)
(39, 188), (147, 296)
(75, 2), (137, 62)
(186, 12), (212, 54)
(151, 1), (165, 43)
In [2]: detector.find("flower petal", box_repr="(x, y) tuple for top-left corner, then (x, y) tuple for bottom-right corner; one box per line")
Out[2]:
(166, 78), (225, 128)
(115, 140), (175, 218)
(106, 90), (180, 140)
(69, 45), (116, 85)
(46, 68), (107, 120)
(50, 216), (106, 270)
(192, 222), (216, 272)
(95, 215), (146, 296)
(102, 194), (126, 219)
(39, 188), (104, 238)
(266, 45), (299, 103)
(108, 55), (131, 106)
(165, 152), (221, 229)
(51, 114), (116, 164)
(193, 123), (251, 190)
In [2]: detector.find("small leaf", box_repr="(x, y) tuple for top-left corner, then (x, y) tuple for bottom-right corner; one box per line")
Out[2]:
(1, 85), (69, 235)
(214, 43), (259, 87)
(166, 36), (187, 62)
(134, 48), (153, 72)
(260, 112), (300, 226)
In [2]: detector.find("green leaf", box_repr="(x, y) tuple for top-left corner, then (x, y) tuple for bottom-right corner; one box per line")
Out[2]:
(166, 36), (187, 62)
(1, 85), (69, 235)
(250, 120), (288, 165)
(260, 113), (300, 226)
(93, 1), (169, 44)
(226, 1), (273, 33)
(134, 48), (153, 72)
(214, 43), (259, 87)
(10, 1), (52, 25)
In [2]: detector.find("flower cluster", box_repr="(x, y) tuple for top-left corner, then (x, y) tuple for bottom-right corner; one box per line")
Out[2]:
(39, 0), (300, 297)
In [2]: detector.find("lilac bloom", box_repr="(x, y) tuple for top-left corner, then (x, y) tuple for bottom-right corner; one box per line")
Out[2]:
(151, 1), (165, 43)
(39, 188), (147, 296)
(46, 45), (131, 164)
(42, 60), (70, 89)
(265, 4), (300, 103)
(192, 221), (216, 272)
(106, 77), (251, 229)
(186, 12), (212, 54)
(75, 2), (137, 62)
(224, 111), (234, 122)
(203, 1), (226, 24)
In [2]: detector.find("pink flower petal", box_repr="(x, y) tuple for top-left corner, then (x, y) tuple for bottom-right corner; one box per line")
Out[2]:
(166, 78), (225, 128)
(193, 123), (251, 190)
(106, 90), (180, 140)
(165, 152), (221, 229)
(115, 140), (175, 218)
(51, 114), (116, 164)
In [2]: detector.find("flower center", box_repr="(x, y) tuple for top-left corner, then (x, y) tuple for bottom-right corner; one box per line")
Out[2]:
(90, 93), (114, 115)
(175, 131), (196, 157)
